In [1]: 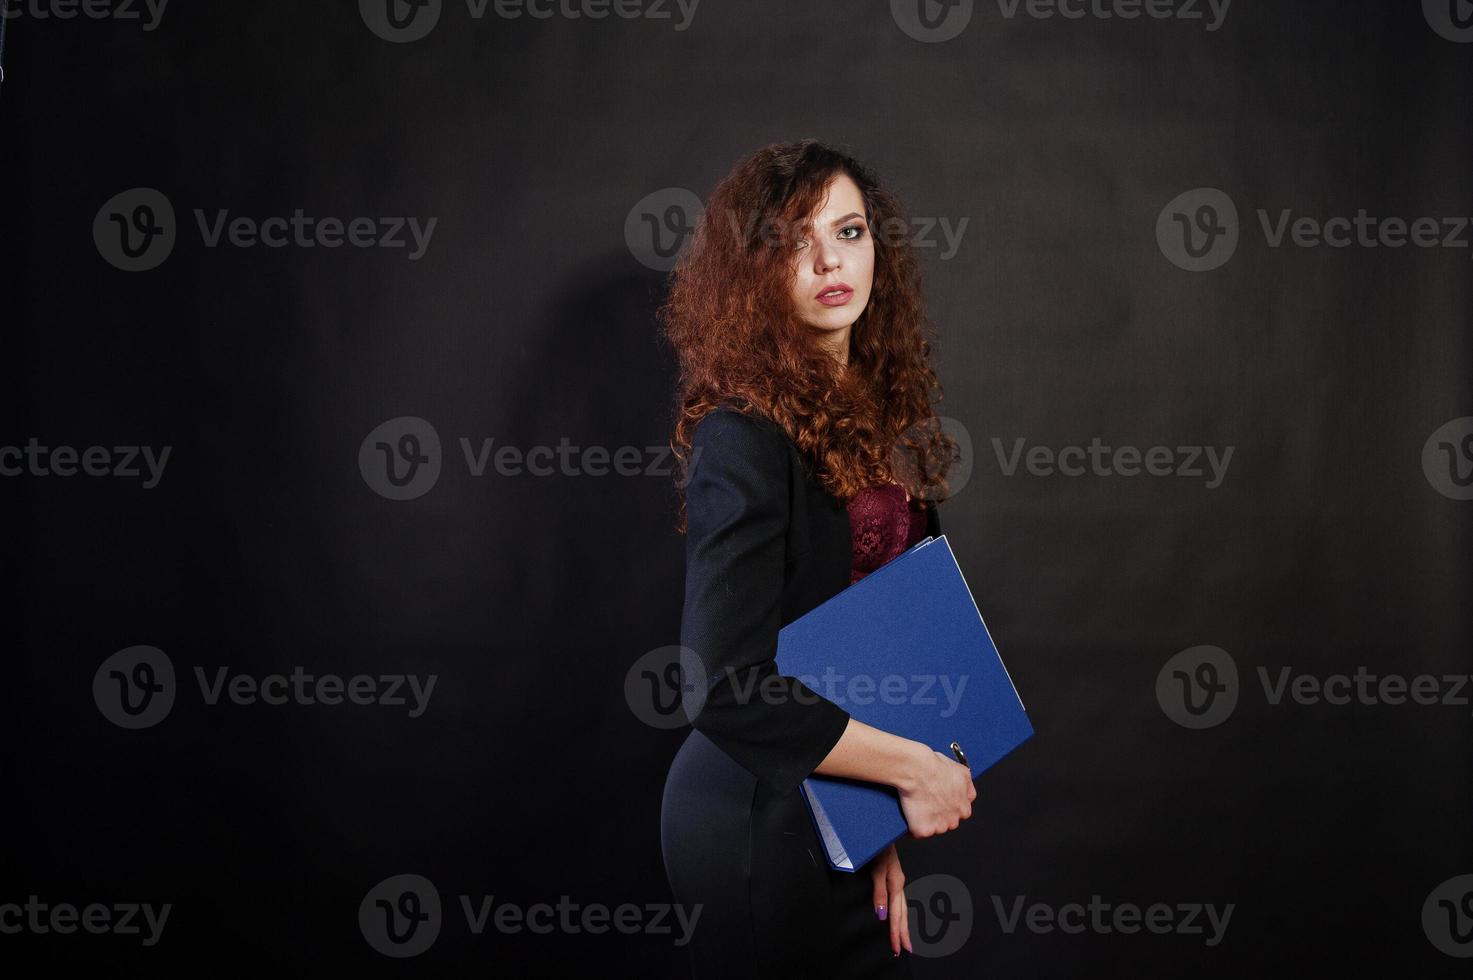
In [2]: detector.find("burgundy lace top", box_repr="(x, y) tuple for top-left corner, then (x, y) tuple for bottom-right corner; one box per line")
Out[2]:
(848, 482), (929, 584)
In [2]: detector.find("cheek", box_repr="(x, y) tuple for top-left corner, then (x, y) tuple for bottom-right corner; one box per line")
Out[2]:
(790, 268), (811, 301)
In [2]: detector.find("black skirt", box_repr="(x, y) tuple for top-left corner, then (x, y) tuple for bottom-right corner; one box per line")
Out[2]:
(660, 729), (916, 979)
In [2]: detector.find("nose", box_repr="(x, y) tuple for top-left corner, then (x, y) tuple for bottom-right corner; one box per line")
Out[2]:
(814, 240), (841, 274)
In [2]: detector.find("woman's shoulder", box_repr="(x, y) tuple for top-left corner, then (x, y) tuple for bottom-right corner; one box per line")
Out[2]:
(689, 404), (794, 481)
(692, 403), (787, 448)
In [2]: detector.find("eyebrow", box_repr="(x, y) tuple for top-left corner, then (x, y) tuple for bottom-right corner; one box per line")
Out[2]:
(828, 211), (865, 226)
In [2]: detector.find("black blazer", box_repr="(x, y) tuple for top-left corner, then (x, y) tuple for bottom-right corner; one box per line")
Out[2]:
(679, 405), (942, 799)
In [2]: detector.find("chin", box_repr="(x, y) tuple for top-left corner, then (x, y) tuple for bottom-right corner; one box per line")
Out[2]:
(809, 308), (864, 331)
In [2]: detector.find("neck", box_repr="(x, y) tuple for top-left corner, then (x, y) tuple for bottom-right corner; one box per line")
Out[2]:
(815, 326), (851, 372)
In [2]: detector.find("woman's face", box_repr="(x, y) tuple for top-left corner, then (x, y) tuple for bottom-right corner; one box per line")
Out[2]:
(788, 173), (874, 360)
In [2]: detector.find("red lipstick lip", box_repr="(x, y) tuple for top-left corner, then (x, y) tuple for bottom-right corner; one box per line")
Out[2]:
(815, 282), (853, 305)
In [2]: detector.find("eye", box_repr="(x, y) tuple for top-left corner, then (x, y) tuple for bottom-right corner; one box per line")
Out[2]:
(838, 223), (867, 241)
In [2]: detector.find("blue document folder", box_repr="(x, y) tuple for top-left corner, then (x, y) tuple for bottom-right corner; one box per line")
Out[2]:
(774, 534), (1032, 872)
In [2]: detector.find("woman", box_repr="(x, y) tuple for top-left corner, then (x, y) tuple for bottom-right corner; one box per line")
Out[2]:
(658, 139), (974, 979)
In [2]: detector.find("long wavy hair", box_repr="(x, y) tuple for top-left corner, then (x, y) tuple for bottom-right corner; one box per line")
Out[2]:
(659, 139), (960, 534)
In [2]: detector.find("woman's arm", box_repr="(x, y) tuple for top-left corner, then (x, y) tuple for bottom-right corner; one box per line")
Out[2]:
(815, 720), (977, 839)
(811, 716), (929, 789)
(678, 407), (852, 798)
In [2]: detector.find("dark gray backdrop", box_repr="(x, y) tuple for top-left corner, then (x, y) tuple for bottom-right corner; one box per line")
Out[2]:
(2, 0), (1470, 975)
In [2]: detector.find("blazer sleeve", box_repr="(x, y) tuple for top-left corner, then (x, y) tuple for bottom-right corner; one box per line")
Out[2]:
(926, 496), (943, 537)
(679, 408), (852, 798)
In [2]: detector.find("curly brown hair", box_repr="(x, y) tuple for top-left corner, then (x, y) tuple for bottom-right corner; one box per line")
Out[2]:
(658, 139), (960, 534)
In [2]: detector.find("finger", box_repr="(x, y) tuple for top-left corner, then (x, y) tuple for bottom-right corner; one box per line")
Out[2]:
(894, 883), (911, 955)
(871, 870), (889, 924)
(888, 879), (902, 955)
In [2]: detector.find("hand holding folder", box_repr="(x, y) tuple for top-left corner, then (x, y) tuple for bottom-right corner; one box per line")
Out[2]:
(773, 534), (1033, 872)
